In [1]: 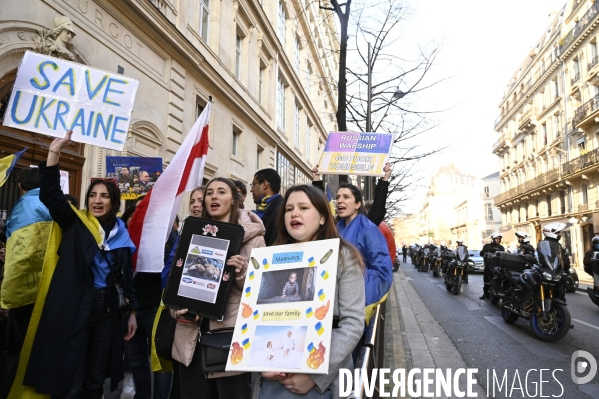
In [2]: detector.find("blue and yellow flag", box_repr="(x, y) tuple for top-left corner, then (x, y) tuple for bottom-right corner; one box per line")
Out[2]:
(0, 147), (27, 187)
(8, 208), (103, 399)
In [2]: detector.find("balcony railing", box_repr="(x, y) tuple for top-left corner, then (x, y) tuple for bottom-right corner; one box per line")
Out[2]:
(589, 55), (599, 71)
(562, 146), (599, 176)
(571, 71), (581, 85)
(495, 168), (559, 204)
(579, 203), (589, 212)
(556, 0), (599, 56)
(519, 107), (537, 128)
(572, 92), (599, 127)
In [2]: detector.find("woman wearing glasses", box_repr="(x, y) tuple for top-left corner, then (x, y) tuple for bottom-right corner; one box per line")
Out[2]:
(16, 130), (138, 399)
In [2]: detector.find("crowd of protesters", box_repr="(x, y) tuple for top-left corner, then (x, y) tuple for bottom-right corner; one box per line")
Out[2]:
(0, 130), (395, 399)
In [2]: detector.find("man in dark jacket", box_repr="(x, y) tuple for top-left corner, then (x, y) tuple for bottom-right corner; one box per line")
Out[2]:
(250, 168), (283, 246)
(402, 244), (408, 263)
(479, 232), (505, 299)
(515, 231), (536, 255)
(583, 236), (599, 305)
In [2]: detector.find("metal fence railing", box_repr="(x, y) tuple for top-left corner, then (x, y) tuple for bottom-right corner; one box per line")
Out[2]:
(350, 301), (386, 399)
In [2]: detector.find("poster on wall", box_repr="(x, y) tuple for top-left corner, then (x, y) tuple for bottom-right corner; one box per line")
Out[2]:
(105, 156), (162, 199)
(318, 132), (393, 176)
(225, 239), (339, 374)
(3, 51), (139, 151)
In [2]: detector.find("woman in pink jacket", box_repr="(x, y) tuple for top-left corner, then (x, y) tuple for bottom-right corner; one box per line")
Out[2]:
(171, 177), (265, 399)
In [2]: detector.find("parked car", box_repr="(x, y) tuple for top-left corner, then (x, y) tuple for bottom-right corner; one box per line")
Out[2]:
(467, 249), (484, 273)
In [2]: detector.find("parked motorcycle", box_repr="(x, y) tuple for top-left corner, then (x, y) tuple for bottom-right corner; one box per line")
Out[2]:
(443, 246), (463, 295)
(586, 252), (599, 308)
(393, 253), (400, 272)
(564, 267), (579, 293)
(501, 241), (571, 343)
(433, 246), (443, 277)
(420, 247), (430, 272)
(485, 251), (535, 305)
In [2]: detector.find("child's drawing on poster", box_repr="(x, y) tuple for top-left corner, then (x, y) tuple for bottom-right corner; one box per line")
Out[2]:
(225, 239), (339, 374)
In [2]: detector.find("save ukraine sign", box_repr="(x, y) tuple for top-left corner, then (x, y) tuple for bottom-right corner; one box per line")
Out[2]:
(3, 51), (139, 151)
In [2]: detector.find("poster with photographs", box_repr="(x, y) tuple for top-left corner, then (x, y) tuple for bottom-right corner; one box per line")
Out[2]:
(225, 239), (339, 374)
(178, 234), (230, 304)
(105, 156), (163, 199)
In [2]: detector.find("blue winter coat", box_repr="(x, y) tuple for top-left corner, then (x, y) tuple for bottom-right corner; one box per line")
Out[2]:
(337, 214), (393, 306)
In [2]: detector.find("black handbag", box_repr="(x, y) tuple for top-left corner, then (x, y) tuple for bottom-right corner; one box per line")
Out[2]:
(102, 250), (130, 312)
(198, 318), (234, 373)
(155, 307), (177, 360)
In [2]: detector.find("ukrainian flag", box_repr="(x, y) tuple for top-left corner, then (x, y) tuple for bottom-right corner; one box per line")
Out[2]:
(318, 289), (325, 301)
(306, 307), (313, 318)
(241, 323), (248, 334)
(249, 271), (255, 281)
(307, 342), (316, 353)
(0, 147), (27, 187)
(1, 187), (52, 309)
(8, 207), (103, 399)
(242, 338), (251, 349)
(253, 310), (259, 320)
(315, 322), (324, 336)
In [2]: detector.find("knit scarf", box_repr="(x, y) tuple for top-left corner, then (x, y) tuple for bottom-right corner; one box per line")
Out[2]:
(254, 193), (280, 219)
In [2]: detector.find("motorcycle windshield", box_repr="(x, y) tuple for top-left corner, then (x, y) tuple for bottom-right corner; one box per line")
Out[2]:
(424, 248), (429, 256)
(457, 246), (467, 261)
(437, 247), (442, 257)
(537, 240), (560, 271)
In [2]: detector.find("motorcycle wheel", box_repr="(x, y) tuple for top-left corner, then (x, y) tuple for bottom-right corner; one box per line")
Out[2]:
(433, 266), (439, 278)
(393, 263), (400, 272)
(501, 305), (519, 324)
(445, 282), (452, 292)
(452, 275), (462, 295)
(489, 292), (500, 305)
(423, 262), (429, 272)
(529, 303), (571, 343)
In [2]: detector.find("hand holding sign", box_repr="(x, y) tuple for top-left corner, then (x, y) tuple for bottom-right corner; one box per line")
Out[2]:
(47, 130), (73, 167)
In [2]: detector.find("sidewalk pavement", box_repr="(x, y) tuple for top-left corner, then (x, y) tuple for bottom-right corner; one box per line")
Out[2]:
(383, 268), (486, 399)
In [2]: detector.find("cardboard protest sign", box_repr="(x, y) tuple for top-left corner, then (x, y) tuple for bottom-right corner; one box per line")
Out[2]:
(225, 239), (339, 374)
(318, 132), (393, 176)
(3, 51), (139, 151)
(106, 156), (162, 199)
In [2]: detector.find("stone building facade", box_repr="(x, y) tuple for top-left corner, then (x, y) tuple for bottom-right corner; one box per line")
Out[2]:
(492, 0), (599, 265)
(0, 0), (339, 216)
(411, 164), (501, 248)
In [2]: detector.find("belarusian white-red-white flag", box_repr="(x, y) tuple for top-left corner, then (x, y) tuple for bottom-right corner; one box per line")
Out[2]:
(129, 102), (212, 272)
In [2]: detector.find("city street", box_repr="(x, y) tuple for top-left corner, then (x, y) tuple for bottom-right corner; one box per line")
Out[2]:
(383, 259), (599, 399)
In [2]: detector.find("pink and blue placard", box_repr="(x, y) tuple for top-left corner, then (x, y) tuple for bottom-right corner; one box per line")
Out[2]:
(318, 132), (393, 176)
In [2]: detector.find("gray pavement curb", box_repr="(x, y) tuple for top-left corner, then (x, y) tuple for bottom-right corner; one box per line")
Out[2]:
(389, 268), (487, 399)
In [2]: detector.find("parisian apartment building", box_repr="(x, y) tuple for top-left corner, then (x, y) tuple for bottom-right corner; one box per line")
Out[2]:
(492, 0), (599, 266)
(0, 0), (339, 215)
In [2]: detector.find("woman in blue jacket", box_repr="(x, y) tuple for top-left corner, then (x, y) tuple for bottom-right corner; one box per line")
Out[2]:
(335, 183), (393, 314)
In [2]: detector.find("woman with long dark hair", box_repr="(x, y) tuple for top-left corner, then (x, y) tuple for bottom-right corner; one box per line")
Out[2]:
(17, 130), (138, 398)
(335, 183), (392, 315)
(258, 185), (365, 398)
(171, 177), (265, 399)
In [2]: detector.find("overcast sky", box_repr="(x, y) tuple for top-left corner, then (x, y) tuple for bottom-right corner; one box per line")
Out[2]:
(392, 0), (567, 214)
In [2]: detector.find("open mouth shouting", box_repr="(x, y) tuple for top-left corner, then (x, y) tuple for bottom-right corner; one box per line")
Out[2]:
(290, 219), (303, 229)
(210, 201), (221, 212)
